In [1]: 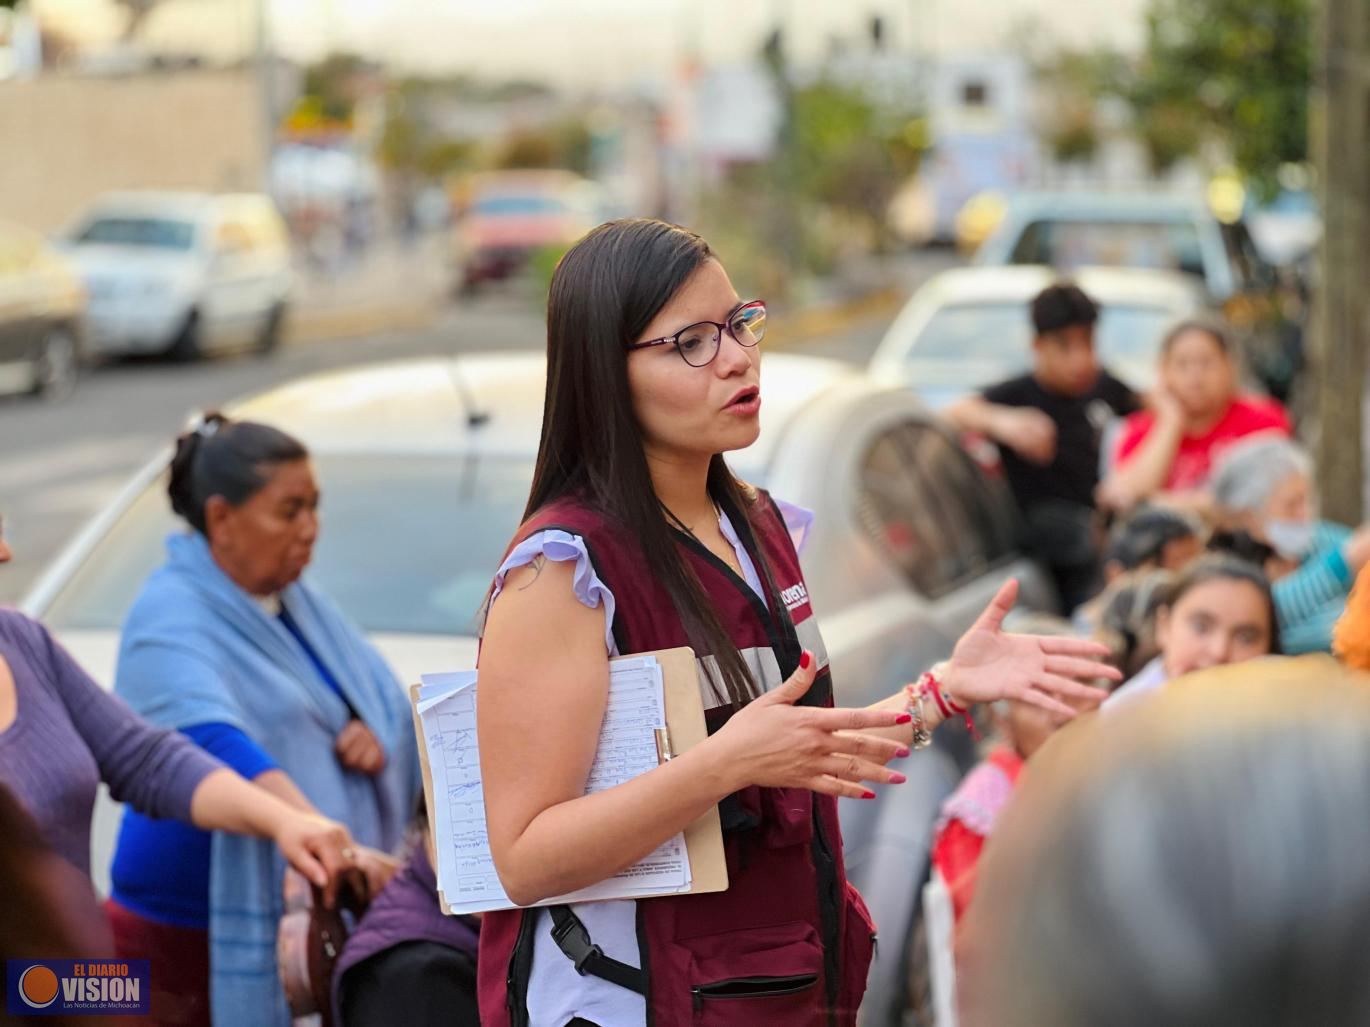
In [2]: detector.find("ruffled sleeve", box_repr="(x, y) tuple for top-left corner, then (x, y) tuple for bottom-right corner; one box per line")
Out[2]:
(490, 530), (618, 655)
(773, 498), (815, 556)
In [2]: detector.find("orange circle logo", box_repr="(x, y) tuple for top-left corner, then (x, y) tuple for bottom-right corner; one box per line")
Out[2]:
(19, 965), (59, 1008)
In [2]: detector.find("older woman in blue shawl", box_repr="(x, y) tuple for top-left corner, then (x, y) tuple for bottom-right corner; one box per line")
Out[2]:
(110, 414), (420, 1027)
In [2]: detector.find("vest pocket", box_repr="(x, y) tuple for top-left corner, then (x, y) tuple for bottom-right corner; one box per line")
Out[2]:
(686, 922), (825, 1025)
(836, 883), (878, 1019)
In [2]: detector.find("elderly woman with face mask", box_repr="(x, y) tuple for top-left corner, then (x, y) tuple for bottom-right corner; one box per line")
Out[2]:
(1210, 436), (1370, 655)
(104, 415), (421, 1027)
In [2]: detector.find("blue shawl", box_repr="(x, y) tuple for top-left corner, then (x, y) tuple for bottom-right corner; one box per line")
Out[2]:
(116, 532), (419, 1026)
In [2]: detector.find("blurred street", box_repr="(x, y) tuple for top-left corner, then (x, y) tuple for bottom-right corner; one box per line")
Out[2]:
(0, 247), (957, 604)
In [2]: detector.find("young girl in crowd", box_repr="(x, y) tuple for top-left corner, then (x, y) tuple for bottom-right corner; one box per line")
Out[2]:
(1104, 555), (1281, 710)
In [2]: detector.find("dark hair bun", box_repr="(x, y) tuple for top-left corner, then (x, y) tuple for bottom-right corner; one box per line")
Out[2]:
(165, 413), (306, 535)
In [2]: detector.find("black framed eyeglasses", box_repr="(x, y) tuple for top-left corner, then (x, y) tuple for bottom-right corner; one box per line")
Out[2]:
(625, 300), (767, 367)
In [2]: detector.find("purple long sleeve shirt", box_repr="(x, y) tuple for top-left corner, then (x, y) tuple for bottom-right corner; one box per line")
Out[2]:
(0, 609), (223, 877)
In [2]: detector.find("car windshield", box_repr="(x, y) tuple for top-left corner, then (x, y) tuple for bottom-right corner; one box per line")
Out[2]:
(41, 454), (538, 637)
(907, 301), (1181, 368)
(74, 216), (197, 251)
(1008, 219), (1206, 278)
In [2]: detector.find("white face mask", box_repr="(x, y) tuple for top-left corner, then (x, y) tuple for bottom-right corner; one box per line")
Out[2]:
(1265, 519), (1314, 560)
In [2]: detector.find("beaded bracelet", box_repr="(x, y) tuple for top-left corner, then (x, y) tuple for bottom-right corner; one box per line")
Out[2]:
(902, 682), (934, 750)
(916, 667), (978, 738)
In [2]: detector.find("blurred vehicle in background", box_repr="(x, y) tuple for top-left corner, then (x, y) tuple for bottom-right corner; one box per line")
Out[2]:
(868, 265), (1207, 409)
(448, 170), (601, 294)
(953, 190), (1009, 255)
(62, 192), (292, 361)
(23, 351), (1052, 1022)
(0, 220), (85, 400)
(1247, 188), (1321, 269)
(973, 191), (1305, 401)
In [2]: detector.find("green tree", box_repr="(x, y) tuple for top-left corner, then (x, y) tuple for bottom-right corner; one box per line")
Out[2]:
(302, 52), (371, 122)
(1035, 50), (1127, 165)
(1128, 0), (1312, 197)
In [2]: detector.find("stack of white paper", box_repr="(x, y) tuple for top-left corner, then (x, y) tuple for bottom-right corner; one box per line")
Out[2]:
(415, 655), (693, 914)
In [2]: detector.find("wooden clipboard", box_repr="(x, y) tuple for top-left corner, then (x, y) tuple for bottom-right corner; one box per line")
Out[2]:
(650, 646), (729, 897)
(408, 645), (728, 910)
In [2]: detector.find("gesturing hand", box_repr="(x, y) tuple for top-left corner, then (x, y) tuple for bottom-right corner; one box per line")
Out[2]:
(711, 653), (913, 800)
(943, 580), (1120, 717)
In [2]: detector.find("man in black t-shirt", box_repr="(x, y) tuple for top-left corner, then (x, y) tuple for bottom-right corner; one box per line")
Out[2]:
(945, 283), (1142, 611)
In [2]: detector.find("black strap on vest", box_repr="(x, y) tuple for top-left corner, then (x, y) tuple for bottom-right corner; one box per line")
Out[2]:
(548, 905), (646, 995)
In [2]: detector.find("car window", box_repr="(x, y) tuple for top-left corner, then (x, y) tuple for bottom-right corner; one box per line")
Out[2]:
(41, 454), (539, 637)
(855, 423), (1018, 598)
(75, 217), (197, 251)
(1007, 219), (1206, 279)
(471, 195), (567, 217)
(908, 301), (1185, 367)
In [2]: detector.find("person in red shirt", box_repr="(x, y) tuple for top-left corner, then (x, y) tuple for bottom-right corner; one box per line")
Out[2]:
(1098, 319), (1290, 511)
(929, 683), (1102, 924)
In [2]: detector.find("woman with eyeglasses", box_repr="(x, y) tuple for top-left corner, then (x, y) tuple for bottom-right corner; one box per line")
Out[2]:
(474, 219), (1118, 1027)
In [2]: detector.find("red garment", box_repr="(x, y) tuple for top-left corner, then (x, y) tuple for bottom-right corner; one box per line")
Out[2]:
(930, 748), (1024, 923)
(105, 898), (210, 1027)
(1114, 396), (1291, 492)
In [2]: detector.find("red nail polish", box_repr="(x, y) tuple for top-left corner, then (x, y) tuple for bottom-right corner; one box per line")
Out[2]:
(861, 790), (876, 800)
(890, 772), (907, 784)
(895, 746), (911, 758)
(799, 651), (811, 670)
(895, 712), (912, 724)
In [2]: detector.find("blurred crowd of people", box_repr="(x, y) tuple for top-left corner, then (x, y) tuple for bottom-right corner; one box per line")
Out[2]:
(922, 278), (1370, 1025)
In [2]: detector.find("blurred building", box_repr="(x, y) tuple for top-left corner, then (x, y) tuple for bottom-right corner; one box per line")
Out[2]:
(0, 69), (270, 235)
(920, 53), (1038, 242)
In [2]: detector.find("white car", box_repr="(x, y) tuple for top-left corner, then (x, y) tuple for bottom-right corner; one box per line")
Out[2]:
(23, 352), (1053, 1018)
(868, 265), (1208, 410)
(62, 191), (292, 360)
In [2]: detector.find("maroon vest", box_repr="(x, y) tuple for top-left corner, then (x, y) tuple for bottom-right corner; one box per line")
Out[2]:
(477, 489), (877, 1027)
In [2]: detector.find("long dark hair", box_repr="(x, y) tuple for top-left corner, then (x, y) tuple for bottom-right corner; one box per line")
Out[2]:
(1162, 554), (1282, 656)
(525, 218), (774, 708)
(168, 412), (308, 534)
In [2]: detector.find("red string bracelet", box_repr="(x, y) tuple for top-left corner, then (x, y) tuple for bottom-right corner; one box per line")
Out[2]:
(917, 668), (978, 740)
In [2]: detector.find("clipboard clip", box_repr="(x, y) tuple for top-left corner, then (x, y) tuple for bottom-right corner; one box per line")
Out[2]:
(654, 727), (675, 763)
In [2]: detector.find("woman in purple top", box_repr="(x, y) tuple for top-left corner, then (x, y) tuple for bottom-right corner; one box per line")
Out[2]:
(0, 525), (362, 950)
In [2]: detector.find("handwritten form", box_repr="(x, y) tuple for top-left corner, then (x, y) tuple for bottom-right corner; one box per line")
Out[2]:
(416, 655), (692, 914)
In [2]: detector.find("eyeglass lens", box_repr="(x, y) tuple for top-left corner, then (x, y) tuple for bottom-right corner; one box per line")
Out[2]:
(675, 305), (767, 367)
